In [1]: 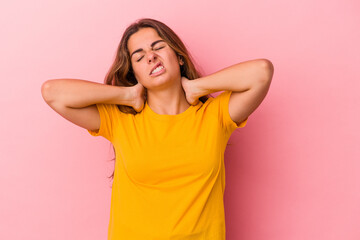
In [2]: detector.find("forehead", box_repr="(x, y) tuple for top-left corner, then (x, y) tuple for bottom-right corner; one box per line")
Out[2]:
(127, 27), (163, 52)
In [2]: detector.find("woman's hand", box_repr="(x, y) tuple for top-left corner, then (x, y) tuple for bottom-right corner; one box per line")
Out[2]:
(181, 76), (207, 105)
(130, 82), (147, 112)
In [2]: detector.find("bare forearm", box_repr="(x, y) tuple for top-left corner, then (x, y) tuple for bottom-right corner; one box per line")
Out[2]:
(194, 59), (273, 96)
(41, 78), (133, 108)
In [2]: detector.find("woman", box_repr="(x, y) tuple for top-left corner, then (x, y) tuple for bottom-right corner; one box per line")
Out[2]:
(41, 18), (273, 240)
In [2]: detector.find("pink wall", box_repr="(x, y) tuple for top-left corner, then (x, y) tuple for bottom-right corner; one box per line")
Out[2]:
(1, 0), (359, 239)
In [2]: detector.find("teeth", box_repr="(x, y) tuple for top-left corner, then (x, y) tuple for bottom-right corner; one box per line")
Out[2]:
(151, 65), (164, 74)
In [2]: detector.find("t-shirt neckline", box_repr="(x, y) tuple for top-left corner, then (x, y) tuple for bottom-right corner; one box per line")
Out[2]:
(144, 100), (198, 120)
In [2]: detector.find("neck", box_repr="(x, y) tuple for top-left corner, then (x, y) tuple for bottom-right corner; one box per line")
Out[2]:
(146, 85), (190, 115)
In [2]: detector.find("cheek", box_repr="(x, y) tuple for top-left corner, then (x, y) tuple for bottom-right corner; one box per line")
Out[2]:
(132, 66), (150, 85)
(132, 65), (145, 78)
(167, 54), (180, 68)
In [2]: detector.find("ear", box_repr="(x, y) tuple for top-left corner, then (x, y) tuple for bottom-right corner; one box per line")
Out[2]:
(178, 55), (184, 65)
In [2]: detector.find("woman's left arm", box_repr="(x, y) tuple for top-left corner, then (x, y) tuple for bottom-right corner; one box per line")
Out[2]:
(182, 58), (274, 125)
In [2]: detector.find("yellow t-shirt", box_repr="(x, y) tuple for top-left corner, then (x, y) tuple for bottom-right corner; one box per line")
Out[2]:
(88, 90), (247, 240)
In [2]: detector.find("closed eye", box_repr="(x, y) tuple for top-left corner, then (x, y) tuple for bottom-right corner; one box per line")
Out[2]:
(136, 46), (165, 62)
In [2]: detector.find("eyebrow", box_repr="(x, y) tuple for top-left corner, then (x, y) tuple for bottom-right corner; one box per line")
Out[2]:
(130, 40), (165, 59)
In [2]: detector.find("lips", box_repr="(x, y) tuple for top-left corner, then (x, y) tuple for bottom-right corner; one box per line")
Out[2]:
(149, 62), (163, 75)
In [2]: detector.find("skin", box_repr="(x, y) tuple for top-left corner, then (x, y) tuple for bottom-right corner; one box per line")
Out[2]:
(40, 26), (272, 136)
(128, 28), (273, 125)
(128, 27), (194, 115)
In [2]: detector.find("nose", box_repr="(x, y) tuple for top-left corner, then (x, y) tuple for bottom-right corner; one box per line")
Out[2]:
(147, 50), (157, 63)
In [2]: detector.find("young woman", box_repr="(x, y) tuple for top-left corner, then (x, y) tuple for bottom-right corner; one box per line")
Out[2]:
(41, 18), (273, 240)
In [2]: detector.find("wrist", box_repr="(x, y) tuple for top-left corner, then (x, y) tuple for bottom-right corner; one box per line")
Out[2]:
(115, 85), (134, 106)
(192, 77), (217, 98)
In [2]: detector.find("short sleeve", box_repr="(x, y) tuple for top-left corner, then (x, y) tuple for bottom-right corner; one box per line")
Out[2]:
(87, 103), (118, 142)
(214, 90), (248, 134)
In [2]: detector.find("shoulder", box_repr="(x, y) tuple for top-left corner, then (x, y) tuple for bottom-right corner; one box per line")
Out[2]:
(197, 91), (230, 116)
(201, 91), (230, 108)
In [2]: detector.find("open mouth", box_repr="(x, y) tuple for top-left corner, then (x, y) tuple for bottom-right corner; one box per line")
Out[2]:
(150, 62), (165, 76)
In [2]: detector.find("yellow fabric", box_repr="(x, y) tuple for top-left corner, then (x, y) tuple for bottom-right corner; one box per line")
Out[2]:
(88, 90), (247, 240)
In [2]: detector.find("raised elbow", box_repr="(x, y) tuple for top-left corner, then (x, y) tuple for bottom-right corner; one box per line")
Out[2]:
(258, 59), (274, 83)
(41, 80), (54, 103)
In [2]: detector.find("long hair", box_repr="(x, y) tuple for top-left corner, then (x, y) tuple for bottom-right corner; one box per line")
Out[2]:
(103, 18), (213, 183)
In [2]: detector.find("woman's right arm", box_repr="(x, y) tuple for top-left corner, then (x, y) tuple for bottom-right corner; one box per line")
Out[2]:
(41, 78), (143, 132)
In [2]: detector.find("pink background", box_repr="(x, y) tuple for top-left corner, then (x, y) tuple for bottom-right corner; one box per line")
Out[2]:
(1, 0), (359, 239)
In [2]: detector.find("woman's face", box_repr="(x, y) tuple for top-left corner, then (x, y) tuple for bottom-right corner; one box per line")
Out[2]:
(127, 27), (183, 90)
